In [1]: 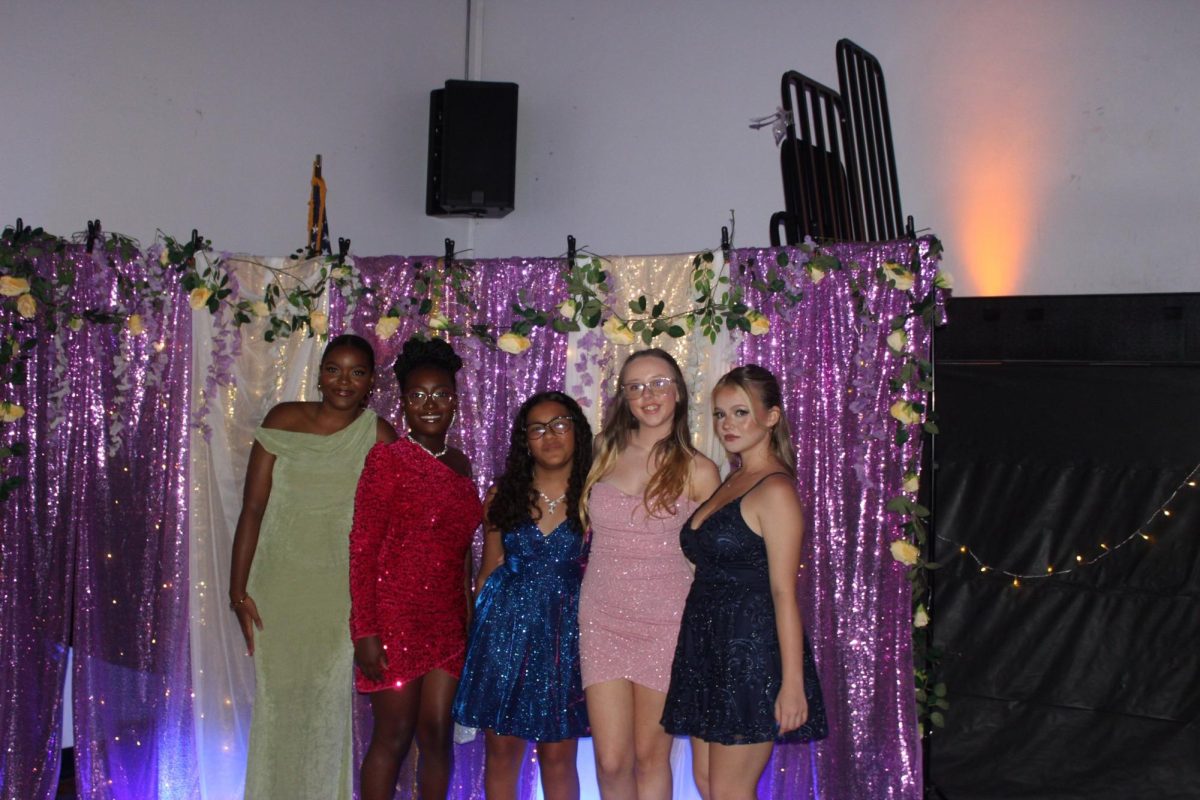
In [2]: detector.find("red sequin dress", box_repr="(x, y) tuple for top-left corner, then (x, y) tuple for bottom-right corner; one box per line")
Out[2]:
(349, 438), (483, 692)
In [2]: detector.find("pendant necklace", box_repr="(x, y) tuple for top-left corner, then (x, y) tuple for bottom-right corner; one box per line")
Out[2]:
(538, 490), (567, 514)
(409, 435), (448, 459)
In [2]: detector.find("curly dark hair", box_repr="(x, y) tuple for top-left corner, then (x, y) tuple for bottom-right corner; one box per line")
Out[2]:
(488, 391), (593, 535)
(392, 335), (464, 389)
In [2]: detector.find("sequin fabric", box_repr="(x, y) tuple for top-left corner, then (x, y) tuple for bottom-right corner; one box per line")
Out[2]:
(349, 438), (483, 691)
(662, 485), (828, 745)
(452, 517), (588, 741)
(578, 483), (698, 693)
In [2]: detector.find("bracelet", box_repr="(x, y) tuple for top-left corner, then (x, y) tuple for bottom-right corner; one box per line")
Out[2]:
(229, 594), (249, 610)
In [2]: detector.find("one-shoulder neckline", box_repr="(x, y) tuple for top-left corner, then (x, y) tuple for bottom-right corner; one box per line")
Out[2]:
(257, 408), (375, 439)
(396, 437), (474, 484)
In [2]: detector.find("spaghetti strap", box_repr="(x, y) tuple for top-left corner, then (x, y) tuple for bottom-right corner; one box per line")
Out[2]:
(738, 471), (792, 499)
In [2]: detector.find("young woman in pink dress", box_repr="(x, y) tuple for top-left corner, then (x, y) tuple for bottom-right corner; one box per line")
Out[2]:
(578, 348), (720, 800)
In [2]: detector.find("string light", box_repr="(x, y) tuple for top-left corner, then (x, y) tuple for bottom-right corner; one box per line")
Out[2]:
(940, 462), (1198, 585)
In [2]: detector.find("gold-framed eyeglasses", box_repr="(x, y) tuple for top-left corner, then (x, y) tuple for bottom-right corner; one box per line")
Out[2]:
(403, 389), (456, 406)
(526, 416), (574, 440)
(621, 377), (675, 399)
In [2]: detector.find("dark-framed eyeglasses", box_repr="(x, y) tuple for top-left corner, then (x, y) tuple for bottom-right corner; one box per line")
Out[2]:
(525, 416), (574, 440)
(621, 377), (676, 399)
(403, 389), (456, 406)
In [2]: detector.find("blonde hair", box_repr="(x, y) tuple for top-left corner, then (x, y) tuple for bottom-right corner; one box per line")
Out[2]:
(582, 349), (697, 525)
(714, 364), (796, 475)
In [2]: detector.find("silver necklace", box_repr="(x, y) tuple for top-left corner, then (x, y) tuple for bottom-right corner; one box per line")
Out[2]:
(408, 435), (448, 459)
(538, 490), (567, 514)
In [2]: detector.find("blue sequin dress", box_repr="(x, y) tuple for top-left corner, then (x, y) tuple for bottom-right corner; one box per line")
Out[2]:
(661, 477), (828, 745)
(452, 517), (589, 741)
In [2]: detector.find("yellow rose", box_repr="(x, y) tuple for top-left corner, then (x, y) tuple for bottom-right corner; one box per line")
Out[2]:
(66, 316), (84, 332)
(329, 266), (348, 280)
(374, 315), (401, 340)
(158, 248), (171, 267)
(251, 301), (271, 318)
(886, 328), (907, 354)
(884, 262), (915, 292)
(747, 310), (770, 335)
(601, 316), (636, 346)
(188, 287), (213, 310)
(914, 604), (930, 628)
(0, 401), (26, 423)
(0, 276), (31, 296)
(309, 310), (328, 335)
(127, 314), (145, 336)
(889, 400), (921, 425)
(557, 299), (578, 319)
(497, 331), (532, 354)
(808, 265), (827, 285)
(889, 539), (920, 566)
(902, 472), (920, 493)
(427, 312), (451, 331)
(16, 294), (36, 319)
(934, 271), (955, 290)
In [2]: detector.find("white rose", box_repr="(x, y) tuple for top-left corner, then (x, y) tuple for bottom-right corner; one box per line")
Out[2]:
(16, 294), (36, 319)
(884, 262), (915, 292)
(329, 266), (348, 280)
(188, 287), (212, 310)
(251, 301), (271, 318)
(808, 265), (827, 285)
(497, 331), (532, 354)
(158, 248), (171, 267)
(889, 400), (921, 425)
(889, 539), (920, 566)
(127, 314), (146, 336)
(375, 315), (401, 340)
(0, 276), (30, 296)
(309, 310), (328, 335)
(601, 316), (636, 346)
(914, 604), (930, 628)
(902, 472), (920, 493)
(66, 316), (84, 332)
(886, 328), (908, 354)
(557, 299), (578, 319)
(934, 271), (955, 290)
(427, 312), (451, 331)
(0, 401), (26, 423)
(747, 310), (770, 336)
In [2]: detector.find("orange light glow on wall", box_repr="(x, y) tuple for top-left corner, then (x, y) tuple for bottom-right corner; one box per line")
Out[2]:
(953, 138), (1036, 296)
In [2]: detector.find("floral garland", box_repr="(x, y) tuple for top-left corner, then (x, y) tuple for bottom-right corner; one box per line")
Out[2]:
(1, 220), (951, 735)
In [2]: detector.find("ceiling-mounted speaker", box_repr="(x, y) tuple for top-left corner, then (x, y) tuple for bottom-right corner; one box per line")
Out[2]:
(426, 80), (518, 218)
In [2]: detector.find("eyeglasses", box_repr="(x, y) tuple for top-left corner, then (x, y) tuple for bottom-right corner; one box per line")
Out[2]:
(621, 377), (676, 399)
(403, 389), (456, 406)
(526, 416), (574, 440)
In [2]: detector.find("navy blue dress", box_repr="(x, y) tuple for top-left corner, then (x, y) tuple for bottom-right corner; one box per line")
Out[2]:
(661, 480), (828, 745)
(452, 517), (589, 741)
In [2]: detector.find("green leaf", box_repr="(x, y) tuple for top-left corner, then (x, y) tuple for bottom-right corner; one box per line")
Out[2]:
(667, 325), (686, 337)
(923, 421), (940, 434)
(652, 299), (664, 317)
(702, 251), (714, 264)
(418, 298), (433, 315)
(776, 251), (788, 267)
(885, 496), (912, 513)
(930, 711), (945, 728)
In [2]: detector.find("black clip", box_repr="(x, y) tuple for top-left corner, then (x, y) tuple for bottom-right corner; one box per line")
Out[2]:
(13, 217), (24, 241)
(567, 235), (576, 265)
(444, 238), (455, 267)
(906, 215), (916, 239)
(720, 226), (731, 259)
(86, 219), (102, 253)
(190, 229), (201, 251)
(337, 237), (351, 265)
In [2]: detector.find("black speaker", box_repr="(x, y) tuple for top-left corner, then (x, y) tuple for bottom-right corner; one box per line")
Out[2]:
(426, 80), (518, 218)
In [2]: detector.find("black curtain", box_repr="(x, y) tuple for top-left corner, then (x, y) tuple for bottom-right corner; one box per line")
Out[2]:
(928, 296), (1200, 800)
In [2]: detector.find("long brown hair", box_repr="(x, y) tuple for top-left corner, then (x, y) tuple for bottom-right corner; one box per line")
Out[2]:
(714, 364), (796, 475)
(582, 348), (698, 524)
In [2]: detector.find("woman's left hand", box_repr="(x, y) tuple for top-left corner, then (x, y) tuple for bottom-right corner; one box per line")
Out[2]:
(775, 679), (809, 734)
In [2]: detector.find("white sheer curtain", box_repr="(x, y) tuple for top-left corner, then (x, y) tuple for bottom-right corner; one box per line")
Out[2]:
(188, 257), (328, 800)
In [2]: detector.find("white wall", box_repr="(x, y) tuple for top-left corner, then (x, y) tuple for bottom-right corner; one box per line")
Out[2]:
(2, 0), (1198, 296)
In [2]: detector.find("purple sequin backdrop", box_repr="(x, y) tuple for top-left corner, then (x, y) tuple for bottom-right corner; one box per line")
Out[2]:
(734, 240), (939, 800)
(0, 245), (195, 799)
(2, 239), (937, 799)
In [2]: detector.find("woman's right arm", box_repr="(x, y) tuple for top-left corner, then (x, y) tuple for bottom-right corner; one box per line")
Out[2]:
(229, 440), (275, 655)
(349, 444), (393, 682)
(473, 488), (504, 601)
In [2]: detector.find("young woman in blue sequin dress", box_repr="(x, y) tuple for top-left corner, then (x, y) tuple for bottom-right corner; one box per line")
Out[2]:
(662, 365), (827, 799)
(452, 391), (594, 800)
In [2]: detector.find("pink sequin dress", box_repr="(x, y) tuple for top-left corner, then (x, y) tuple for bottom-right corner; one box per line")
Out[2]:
(349, 438), (483, 692)
(578, 482), (699, 693)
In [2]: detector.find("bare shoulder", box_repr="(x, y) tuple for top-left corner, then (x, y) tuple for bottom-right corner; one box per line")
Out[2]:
(375, 416), (399, 443)
(260, 401), (316, 431)
(746, 473), (803, 522)
(689, 451), (721, 500)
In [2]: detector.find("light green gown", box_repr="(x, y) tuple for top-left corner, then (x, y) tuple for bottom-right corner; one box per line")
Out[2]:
(244, 409), (378, 800)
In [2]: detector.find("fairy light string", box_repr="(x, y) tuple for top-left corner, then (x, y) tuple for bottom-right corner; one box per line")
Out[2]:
(940, 463), (1199, 585)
